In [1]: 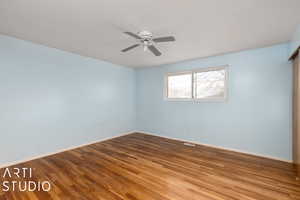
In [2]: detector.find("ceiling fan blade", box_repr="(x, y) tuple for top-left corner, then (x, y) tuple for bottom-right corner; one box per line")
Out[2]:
(153, 36), (175, 43)
(123, 32), (141, 39)
(121, 44), (140, 52)
(148, 45), (162, 56)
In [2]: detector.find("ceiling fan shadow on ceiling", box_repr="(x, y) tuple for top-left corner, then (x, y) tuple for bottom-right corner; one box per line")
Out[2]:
(121, 31), (175, 56)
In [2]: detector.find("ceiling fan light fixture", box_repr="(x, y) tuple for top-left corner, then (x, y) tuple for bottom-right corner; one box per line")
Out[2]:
(143, 45), (148, 52)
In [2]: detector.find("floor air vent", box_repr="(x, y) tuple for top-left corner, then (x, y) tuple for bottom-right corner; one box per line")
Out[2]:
(183, 142), (196, 147)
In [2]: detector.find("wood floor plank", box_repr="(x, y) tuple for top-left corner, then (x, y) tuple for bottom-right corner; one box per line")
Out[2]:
(0, 133), (299, 200)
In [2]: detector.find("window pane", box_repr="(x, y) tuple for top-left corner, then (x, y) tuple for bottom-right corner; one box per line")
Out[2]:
(195, 69), (226, 99)
(167, 73), (192, 98)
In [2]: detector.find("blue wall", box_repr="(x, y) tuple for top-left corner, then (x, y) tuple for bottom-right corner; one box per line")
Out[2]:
(0, 35), (293, 165)
(0, 35), (136, 166)
(136, 44), (292, 161)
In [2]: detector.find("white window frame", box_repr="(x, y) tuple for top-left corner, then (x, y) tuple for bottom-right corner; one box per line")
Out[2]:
(164, 65), (228, 102)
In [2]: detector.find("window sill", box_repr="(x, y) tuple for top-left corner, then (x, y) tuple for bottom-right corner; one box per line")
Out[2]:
(164, 98), (228, 102)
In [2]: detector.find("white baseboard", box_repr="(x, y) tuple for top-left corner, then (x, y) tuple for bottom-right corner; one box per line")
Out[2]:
(1, 130), (291, 169)
(0, 131), (135, 169)
(136, 130), (292, 163)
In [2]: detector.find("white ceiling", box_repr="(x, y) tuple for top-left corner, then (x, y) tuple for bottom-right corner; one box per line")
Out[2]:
(1, 0), (300, 68)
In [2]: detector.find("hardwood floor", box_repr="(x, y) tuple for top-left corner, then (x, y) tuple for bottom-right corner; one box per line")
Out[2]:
(0, 133), (300, 200)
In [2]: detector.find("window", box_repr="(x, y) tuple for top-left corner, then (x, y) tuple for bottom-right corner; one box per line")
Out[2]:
(165, 66), (228, 101)
(167, 73), (192, 99)
(194, 69), (226, 99)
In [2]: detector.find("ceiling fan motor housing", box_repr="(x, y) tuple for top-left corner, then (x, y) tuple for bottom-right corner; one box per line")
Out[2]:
(138, 31), (153, 42)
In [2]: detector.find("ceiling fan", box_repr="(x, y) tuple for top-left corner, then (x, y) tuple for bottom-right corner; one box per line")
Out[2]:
(121, 31), (175, 56)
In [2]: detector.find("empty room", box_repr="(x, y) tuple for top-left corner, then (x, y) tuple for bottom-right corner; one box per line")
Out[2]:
(1, 0), (300, 199)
